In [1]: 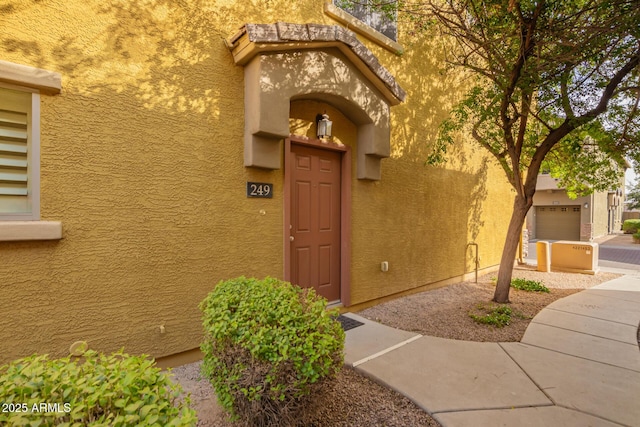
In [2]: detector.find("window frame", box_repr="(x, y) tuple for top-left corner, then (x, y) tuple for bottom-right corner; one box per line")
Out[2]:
(0, 59), (61, 241)
(0, 82), (41, 221)
(324, 0), (403, 54)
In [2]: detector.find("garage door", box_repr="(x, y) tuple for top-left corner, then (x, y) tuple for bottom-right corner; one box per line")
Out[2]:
(536, 206), (581, 241)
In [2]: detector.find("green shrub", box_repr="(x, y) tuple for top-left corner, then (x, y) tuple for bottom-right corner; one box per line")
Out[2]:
(510, 278), (550, 293)
(623, 219), (640, 234)
(200, 277), (344, 427)
(469, 305), (513, 327)
(0, 350), (196, 426)
(633, 232), (640, 242)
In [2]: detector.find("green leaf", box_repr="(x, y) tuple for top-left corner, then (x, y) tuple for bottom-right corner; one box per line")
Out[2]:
(139, 404), (155, 418)
(124, 401), (143, 413)
(200, 276), (344, 421)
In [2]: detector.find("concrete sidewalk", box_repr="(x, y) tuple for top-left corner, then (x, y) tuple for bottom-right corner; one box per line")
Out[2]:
(343, 275), (640, 427)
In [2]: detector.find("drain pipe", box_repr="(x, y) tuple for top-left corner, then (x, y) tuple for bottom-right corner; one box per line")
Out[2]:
(467, 242), (479, 283)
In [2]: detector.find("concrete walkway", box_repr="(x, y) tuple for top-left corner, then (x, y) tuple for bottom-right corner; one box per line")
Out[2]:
(342, 275), (640, 427)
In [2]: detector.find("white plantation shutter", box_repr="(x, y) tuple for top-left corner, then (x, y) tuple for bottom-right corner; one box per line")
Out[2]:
(0, 87), (37, 217)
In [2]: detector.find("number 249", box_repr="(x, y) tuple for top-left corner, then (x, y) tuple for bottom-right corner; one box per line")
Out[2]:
(249, 184), (271, 197)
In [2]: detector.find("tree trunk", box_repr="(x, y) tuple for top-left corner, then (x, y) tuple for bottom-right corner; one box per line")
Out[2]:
(493, 195), (533, 303)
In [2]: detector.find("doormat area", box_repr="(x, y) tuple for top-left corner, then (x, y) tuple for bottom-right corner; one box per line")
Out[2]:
(336, 315), (364, 332)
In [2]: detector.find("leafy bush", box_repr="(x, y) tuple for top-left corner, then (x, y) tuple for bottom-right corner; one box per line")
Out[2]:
(0, 350), (196, 426)
(469, 305), (513, 327)
(623, 219), (640, 234)
(633, 232), (640, 242)
(510, 278), (550, 293)
(200, 277), (344, 427)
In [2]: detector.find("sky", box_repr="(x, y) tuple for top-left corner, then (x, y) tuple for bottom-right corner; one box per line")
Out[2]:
(626, 160), (637, 187)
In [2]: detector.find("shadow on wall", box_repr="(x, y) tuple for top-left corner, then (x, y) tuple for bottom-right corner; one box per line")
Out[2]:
(2, 0), (314, 112)
(0, 0), (307, 363)
(245, 19), (492, 297)
(0, 0), (495, 359)
(383, 24), (491, 281)
(386, 20), (465, 162)
(343, 160), (489, 304)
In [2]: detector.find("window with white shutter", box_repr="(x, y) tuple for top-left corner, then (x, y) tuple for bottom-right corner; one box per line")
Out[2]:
(334, 0), (397, 41)
(325, 1), (402, 54)
(0, 60), (61, 240)
(0, 86), (40, 220)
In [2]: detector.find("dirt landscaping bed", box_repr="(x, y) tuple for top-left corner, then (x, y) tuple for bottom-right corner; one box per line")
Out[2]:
(170, 265), (621, 426)
(359, 265), (621, 343)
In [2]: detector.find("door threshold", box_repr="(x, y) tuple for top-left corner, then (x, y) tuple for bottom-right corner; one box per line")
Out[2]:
(327, 300), (342, 310)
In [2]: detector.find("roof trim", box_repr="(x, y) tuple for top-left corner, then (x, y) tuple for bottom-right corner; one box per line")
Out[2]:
(227, 22), (406, 105)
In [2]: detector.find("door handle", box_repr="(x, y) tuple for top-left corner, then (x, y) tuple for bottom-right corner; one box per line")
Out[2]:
(289, 235), (295, 241)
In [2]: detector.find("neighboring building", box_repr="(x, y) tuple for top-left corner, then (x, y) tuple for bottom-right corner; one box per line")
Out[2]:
(0, 1), (514, 365)
(526, 173), (625, 242)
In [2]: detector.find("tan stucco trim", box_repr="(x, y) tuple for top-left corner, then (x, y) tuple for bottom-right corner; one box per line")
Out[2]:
(230, 25), (402, 180)
(323, 1), (403, 55)
(241, 49), (391, 179)
(0, 221), (62, 241)
(0, 60), (61, 95)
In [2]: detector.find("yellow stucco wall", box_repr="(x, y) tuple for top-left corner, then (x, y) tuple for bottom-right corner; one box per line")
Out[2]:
(0, 0), (513, 364)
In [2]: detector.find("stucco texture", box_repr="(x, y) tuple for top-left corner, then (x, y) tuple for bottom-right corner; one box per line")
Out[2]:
(0, 0), (513, 364)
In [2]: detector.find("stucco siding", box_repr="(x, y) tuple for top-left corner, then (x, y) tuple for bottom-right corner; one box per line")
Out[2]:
(0, 0), (513, 363)
(592, 191), (609, 238)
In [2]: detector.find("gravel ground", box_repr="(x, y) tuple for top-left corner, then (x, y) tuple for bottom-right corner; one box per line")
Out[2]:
(359, 265), (621, 342)
(170, 362), (439, 427)
(170, 265), (621, 426)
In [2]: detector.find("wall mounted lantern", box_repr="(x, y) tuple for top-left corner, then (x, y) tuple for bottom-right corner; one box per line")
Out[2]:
(316, 113), (332, 139)
(584, 203), (589, 209)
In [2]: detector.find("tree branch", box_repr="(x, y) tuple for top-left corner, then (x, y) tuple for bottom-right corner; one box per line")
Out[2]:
(529, 47), (640, 196)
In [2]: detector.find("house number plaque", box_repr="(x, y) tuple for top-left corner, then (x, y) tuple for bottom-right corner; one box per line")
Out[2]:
(246, 182), (273, 198)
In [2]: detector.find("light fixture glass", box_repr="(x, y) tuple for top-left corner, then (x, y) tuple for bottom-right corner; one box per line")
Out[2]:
(316, 113), (332, 139)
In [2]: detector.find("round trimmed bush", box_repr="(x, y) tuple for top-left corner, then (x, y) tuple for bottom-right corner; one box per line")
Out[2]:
(200, 277), (344, 427)
(623, 219), (640, 234)
(0, 350), (196, 426)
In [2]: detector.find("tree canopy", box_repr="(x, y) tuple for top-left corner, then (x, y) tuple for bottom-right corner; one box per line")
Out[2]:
(625, 177), (640, 210)
(348, 0), (640, 301)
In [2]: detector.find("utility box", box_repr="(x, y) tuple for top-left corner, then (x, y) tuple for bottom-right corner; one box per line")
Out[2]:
(536, 241), (551, 272)
(551, 241), (599, 275)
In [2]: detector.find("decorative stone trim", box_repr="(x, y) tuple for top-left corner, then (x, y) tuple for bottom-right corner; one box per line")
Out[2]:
(228, 22), (406, 104)
(0, 221), (62, 241)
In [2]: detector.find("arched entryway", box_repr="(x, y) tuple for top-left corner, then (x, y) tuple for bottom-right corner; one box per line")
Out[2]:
(227, 22), (405, 180)
(228, 22), (405, 305)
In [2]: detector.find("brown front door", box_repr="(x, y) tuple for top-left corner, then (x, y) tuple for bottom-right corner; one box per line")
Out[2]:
(289, 143), (341, 302)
